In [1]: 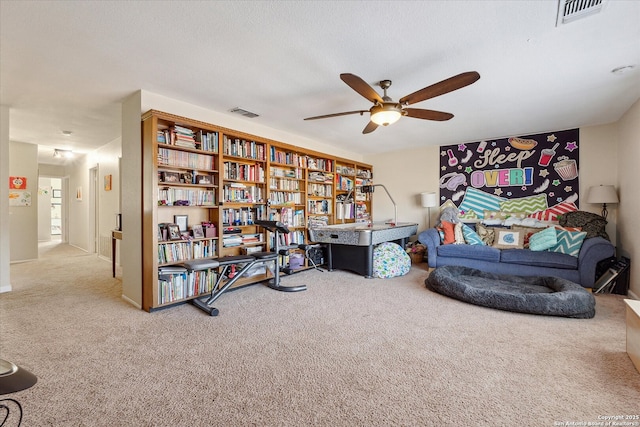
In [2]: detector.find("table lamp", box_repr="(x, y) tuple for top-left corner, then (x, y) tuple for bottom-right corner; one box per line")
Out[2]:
(586, 185), (618, 220)
(420, 192), (438, 229)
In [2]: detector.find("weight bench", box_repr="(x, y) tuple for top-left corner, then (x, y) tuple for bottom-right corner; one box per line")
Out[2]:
(187, 220), (306, 316)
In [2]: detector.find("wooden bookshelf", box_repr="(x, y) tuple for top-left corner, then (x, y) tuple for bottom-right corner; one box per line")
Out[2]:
(141, 110), (372, 312)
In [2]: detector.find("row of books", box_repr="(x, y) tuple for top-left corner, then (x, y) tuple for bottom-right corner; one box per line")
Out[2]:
(307, 157), (333, 172)
(223, 161), (265, 182)
(157, 188), (216, 206)
(223, 136), (267, 160)
(336, 165), (355, 175)
(222, 184), (264, 203)
(222, 207), (264, 226)
(269, 147), (308, 167)
(268, 207), (305, 227)
(270, 230), (306, 247)
(308, 183), (333, 198)
(194, 130), (219, 152)
(269, 177), (302, 191)
(335, 174), (355, 191)
(308, 200), (332, 215)
(158, 148), (215, 170)
(270, 167), (304, 179)
(269, 191), (303, 206)
(158, 267), (217, 304)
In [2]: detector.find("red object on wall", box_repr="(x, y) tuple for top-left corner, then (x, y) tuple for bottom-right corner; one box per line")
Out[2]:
(9, 176), (27, 189)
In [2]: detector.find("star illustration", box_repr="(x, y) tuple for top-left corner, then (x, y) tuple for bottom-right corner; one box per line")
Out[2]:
(565, 141), (578, 152)
(494, 188), (503, 196)
(506, 192), (513, 197)
(465, 166), (473, 174)
(441, 151), (447, 156)
(521, 186), (527, 191)
(505, 146), (511, 151)
(564, 186), (572, 193)
(552, 179), (561, 186)
(441, 165), (447, 171)
(458, 165), (463, 170)
(458, 144), (467, 152)
(539, 169), (550, 178)
(491, 141), (497, 146)
(549, 192), (555, 197)
(557, 197), (564, 203)
(547, 134), (557, 142)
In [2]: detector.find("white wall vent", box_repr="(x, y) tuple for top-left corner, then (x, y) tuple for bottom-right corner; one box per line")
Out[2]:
(229, 107), (259, 118)
(557, 0), (607, 26)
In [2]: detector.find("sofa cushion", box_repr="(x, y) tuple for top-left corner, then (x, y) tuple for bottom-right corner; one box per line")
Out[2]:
(500, 249), (578, 269)
(437, 243), (501, 262)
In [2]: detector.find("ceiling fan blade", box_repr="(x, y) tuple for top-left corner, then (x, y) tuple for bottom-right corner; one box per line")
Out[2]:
(362, 121), (378, 134)
(399, 71), (480, 106)
(304, 110), (368, 121)
(340, 73), (384, 104)
(404, 108), (454, 121)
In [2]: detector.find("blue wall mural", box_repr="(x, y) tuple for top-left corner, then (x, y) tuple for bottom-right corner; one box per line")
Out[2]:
(439, 129), (579, 221)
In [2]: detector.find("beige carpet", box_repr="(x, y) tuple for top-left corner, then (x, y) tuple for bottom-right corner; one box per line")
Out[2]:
(1, 242), (639, 426)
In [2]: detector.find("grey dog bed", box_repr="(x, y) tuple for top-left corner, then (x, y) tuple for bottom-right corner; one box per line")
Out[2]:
(425, 266), (595, 318)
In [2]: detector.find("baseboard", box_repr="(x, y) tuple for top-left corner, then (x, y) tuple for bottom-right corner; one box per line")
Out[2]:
(0, 284), (12, 293)
(121, 294), (141, 310)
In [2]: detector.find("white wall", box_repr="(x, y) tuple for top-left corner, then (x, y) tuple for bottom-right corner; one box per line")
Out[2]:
(66, 153), (91, 251)
(616, 98), (640, 299)
(0, 105), (10, 292)
(9, 141), (38, 262)
(364, 125), (622, 242)
(37, 177), (52, 241)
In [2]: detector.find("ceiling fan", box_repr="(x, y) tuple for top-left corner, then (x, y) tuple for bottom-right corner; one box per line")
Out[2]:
(304, 71), (480, 134)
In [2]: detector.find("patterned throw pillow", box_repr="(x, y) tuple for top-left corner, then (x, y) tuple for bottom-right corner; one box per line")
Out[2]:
(462, 223), (485, 246)
(550, 229), (587, 257)
(528, 201), (577, 221)
(499, 194), (549, 214)
(529, 227), (558, 251)
(483, 210), (529, 221)
(511, 225), (546, 248)
(492, 229), (525, 249)
(458, 188), (505, 220)
(476, 223), (496, 245)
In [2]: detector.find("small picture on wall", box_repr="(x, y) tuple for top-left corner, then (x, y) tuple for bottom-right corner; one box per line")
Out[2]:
(104, 174), (112, 191)
(9, 176), (27, 189)
(76, 186), (82, 201)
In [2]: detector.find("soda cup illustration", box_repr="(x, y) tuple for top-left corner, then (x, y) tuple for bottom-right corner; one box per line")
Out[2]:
(477, 141), (487, 153)
(538, 143), (559, 167)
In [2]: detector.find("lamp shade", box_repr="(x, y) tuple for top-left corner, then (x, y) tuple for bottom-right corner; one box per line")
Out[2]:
(586, 185), (619, 204)
(420, 192), (438, 208)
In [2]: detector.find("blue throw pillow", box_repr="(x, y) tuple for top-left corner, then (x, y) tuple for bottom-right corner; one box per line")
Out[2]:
(529, 227), (557, 251)
(551, 229), (587, 257)
(462, 223), (485, 246)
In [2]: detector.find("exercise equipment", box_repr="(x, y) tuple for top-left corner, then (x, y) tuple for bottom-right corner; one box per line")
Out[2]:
(187, 220), (306, 316)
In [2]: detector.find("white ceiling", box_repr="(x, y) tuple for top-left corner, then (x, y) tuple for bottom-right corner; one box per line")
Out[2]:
(1, 1), (639, 165)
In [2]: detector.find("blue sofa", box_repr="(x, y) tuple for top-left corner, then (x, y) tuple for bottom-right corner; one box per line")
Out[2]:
(417, 228), (615, 288)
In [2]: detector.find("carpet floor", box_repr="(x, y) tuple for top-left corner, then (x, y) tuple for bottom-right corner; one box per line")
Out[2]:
(1, 241), (638, 426)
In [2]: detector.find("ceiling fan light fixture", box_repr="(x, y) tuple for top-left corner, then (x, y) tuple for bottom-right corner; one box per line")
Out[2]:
(370, 104), (403, 126)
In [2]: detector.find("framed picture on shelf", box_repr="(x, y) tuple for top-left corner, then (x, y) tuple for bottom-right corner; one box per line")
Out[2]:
(181, 172), (193, 184)
(160, 171), (180, 183)
(196, 175), (212, 185)
(167, 223), (181, 240)
(191, 224), (204, 239)
(157, 224), (164, 241)
(174, 215), (188, 232)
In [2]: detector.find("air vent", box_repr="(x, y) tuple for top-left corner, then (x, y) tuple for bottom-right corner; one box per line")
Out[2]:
(229, 107), (259, 118)
(557, 0), (606, 25)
